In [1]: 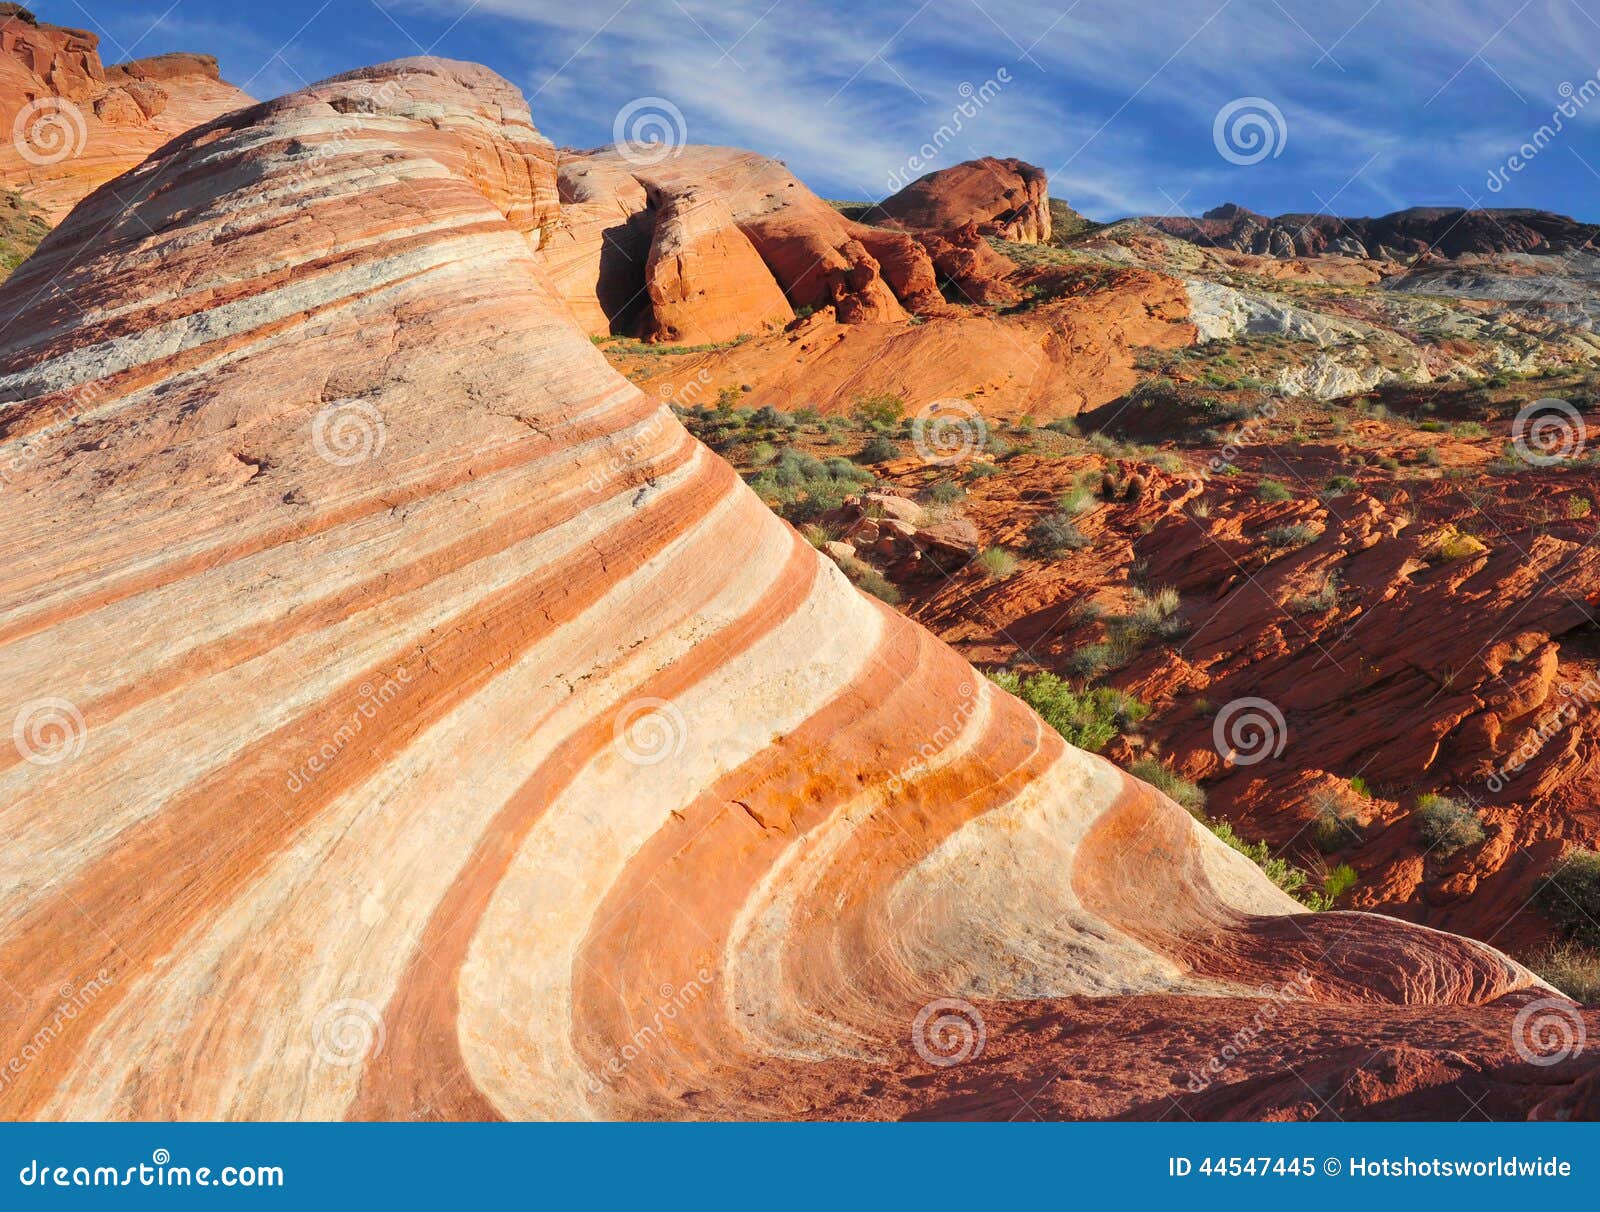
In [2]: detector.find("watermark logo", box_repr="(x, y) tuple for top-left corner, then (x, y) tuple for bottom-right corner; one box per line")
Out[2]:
(12, 97), (87, 166)
(311, 399), (386, 467)
(1512, 398), (1585, 467)
(1512, 996), (1586, 1067)
(911, 998), (986, 1068)
(312, 998), (386, 1067)
(1487, 71), (1600, 192)
(910, 399), (987, 466)
(612, 98), (687, 166)
(12, 697), (88, 767)
(586, 968), (715, 1094)
(1212, 696), (1287, 766)
(1213, 97), (1287, 166)
(612, 697), (687, 767)
(884, 70), (1011, 193)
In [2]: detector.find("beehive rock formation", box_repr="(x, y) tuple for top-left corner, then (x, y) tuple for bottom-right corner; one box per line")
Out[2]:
(0, 58), (1591, 1122)
(0, 4), (252, 220)
(876, 156), (1052, 244)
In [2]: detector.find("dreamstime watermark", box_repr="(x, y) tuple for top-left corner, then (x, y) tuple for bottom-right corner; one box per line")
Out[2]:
(0, 970), (114, 1097)
(912, 998), (986, 1067)
(1486, 69), (1600, 192)
(1212, 696), (1288, 767)
(1212, 97), (1287, 166)
(1192, 397), (1283, 487)
(12, 697), (88, 767)
(612, 97), (687, 166)
(312, 998), (386, 1067)
(12, 97), (87, 166)
(885, 679), (980, 795)
(1185, 968), (1313, 1092)
(0, 381), (104, 494)
(910, 398), (988, 466)
(1484, 673), (1600, 794)
(1512, 996), (1587, 1067)
(311, 399), (387, 466)
(1511, 398), (1586, 467)
(884, 70), (1012, 193)
(284, 668), (411, 793)
(585, 968), (715, 1093)
(585, 369), (713, 494)
(612, 697), (687, 767)
(17, 1149), (283, 1189)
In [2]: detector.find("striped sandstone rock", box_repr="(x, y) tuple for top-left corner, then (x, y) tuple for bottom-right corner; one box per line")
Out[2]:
(0, 58), (1583, 1122)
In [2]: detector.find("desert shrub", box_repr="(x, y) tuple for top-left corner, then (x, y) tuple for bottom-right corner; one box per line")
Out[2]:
(1058, 486), (1093, 515)
(1064, 642), (1116, 680)
(964, 462), (1002, 480)
(1454, 421), (1486, 438)
(1027, 511), (1091, 554)
(850, 392), (905, 429)
(1568, 496), (1593, 519)
(1044, 417), (1080, 436)
(747, 449), (873, 524)
(977, 547), (1018, 579)
(989, 671), (1147, 753)
(1348, 776), (1368, 798)
(1106, 587), (1188, 647)
(1525, 939), (1600, 1004)
(1289, 571), (1342, 615)
(1534, 850), (1600, 946)
(1414, 792), (1485, 855)
(1429, 529), (1488, 562)
(1421, 445), (1444, 467)
(1145, 451), (1184, 472)
(1256, 479), (1294, 502)
(837, 556), (901, 605)
(1307, 785), (1364, 853)
(1130, 757), (1206, 815)
(1325, 475), (1359, 493)
(1263, 523), (1319, 549)
(1322, 863), (1358, 902)
(858, 435), (902, 463)
(1207, 822), (1334, 909)
(927, 480), (966, 505)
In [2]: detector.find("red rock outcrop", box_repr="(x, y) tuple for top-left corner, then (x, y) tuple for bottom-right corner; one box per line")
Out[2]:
(0, 5), (252, 220)
(640, 183), (793, 344)
(0, 57), (1591, 1122)
(877, 156), (1052, 244)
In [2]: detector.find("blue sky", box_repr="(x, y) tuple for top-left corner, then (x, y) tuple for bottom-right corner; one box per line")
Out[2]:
(61, 0), (1600, 220)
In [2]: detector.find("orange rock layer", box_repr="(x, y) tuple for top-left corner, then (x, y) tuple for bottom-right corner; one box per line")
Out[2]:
(0, 6), (251, 220)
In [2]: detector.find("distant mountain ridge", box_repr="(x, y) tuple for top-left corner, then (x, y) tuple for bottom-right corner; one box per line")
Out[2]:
(1146, 201), (1600, 260)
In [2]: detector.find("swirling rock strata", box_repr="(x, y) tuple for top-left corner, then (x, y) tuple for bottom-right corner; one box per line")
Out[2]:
(0, 58), (1584, 1122)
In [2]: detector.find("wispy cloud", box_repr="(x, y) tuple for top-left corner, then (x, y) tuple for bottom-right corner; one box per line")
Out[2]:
(84, 0), (1600, 220)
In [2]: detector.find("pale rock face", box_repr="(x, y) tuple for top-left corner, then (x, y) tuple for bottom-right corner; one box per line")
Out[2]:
(0, 56), (1564, 1123)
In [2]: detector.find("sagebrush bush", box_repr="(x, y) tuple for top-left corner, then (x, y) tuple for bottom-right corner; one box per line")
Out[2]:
(1414, 792), (1485, 855)
(1129, 757), (1206, 816)
(837, 556), (901, 605)
(1525, 938), (1600, 1004)
(1027, 510), (1091, 555)
(1256, 479), (1294, 502)
(858, 435), (902, 463)
(989, 671), (1147, 753)
(1263, 523), (1319, 549)
(1535, 851), (1600, 946)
